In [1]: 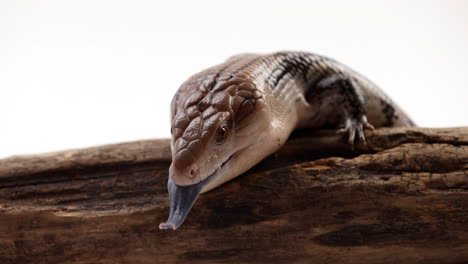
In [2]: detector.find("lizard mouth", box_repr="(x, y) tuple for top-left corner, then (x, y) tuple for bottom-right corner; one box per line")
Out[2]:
(158, 150), (239, 230)
(205, 153), (235, 182)
(205, 144), (254, 184)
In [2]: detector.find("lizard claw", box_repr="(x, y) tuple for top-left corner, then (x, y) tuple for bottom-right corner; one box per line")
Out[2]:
(337, 116), (374, 146)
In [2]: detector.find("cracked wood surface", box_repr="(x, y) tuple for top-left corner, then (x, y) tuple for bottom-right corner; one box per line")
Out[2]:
(0, 127), (467, 263)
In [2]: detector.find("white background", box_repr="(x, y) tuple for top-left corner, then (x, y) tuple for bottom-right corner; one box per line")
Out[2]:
(1, 0), (467, 158)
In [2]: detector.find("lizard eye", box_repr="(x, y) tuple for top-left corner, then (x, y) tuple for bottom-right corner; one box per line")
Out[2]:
(215, 124), (228, 145)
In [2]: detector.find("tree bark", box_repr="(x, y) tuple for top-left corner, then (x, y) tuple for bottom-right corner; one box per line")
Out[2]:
(0, 127), (467, 264)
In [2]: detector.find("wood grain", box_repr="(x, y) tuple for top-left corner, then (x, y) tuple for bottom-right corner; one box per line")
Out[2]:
(0, 127), (467, 264)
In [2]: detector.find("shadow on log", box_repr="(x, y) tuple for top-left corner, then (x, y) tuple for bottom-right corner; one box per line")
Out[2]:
(0, 127), (467, 263)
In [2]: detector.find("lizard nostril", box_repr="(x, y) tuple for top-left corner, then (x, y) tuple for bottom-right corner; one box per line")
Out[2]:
(187, 164), (198, 179)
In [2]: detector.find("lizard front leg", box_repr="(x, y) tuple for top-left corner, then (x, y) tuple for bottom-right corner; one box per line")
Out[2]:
(304, 74), (375, 144)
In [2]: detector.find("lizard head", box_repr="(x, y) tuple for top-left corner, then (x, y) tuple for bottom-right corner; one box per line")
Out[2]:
(159, 74), (269, 230)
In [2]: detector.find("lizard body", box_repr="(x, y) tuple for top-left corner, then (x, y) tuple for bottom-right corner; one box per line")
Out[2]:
(159, 51), (414, 230)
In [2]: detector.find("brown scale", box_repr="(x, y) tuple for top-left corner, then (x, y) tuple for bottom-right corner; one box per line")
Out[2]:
(171, 68), (262, 171)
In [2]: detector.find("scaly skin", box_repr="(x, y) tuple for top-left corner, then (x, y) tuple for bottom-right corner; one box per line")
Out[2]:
(159, 51), (414, 230)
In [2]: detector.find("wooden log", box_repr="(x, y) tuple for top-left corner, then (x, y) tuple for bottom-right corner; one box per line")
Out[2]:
(0, 127), (467, 264)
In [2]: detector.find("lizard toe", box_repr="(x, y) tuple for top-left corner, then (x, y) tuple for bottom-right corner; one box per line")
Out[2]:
(338, 116), (374, 146)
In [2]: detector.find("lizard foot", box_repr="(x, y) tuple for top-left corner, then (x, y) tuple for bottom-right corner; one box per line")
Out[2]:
(337, 116), (375, 145)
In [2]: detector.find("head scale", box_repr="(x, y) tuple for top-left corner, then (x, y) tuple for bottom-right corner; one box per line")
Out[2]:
(169, 74), (265, 186)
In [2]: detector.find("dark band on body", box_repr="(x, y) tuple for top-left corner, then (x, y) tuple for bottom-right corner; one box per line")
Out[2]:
(380, 98), (396, 127)
(314, 75), (366, 119)
(267, 53), (314, 90)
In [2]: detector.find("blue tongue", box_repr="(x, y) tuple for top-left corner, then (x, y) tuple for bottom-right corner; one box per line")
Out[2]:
(159, 177), (203, 230)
